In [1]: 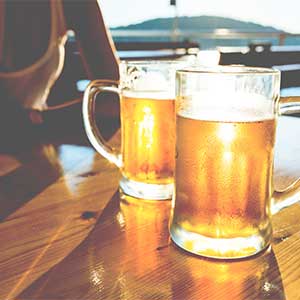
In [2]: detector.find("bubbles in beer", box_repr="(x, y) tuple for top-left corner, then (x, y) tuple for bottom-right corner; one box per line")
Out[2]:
(171, 95), (276, 258)
(121, 94), (175, 185)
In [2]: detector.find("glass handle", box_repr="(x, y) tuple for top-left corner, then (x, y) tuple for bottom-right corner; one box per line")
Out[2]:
(279, 96), (300, 115)
(82, 80), (122, 168)
(272, 96), (300, 214)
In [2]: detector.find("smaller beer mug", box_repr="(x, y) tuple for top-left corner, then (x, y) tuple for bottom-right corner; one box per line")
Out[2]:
(83, 60), (187, 200)
(170, 65), (300, 259)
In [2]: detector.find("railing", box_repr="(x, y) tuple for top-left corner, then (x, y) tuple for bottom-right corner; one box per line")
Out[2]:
(111, 29), (300, 47)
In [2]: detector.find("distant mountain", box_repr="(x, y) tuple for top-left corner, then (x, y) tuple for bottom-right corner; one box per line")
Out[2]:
(113, 15), (283, 32)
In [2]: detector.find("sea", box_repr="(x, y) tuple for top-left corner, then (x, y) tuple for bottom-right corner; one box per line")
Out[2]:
(112, 33), (300, 50)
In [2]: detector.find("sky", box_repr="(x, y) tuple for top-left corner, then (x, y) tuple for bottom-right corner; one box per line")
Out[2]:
(99, 0), (300, 33)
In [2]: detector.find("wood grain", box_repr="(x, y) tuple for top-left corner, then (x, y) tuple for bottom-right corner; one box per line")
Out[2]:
(20, 193), (288, 300)
(0, 142), (120, 300)
(1, 115), (300, 299)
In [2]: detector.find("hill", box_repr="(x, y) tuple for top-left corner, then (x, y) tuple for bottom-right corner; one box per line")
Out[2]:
(113, 15), (283, 32)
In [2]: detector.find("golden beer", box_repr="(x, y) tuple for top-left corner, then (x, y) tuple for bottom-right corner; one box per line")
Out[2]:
(83, 61), (190, 200)
(120, 94), (175, 184)
(171, 112), (276, 258)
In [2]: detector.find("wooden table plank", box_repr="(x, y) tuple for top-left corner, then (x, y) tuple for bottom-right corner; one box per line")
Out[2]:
(0, 142), (120, 300)
(1, 115), (300, 299)
(19, 193), (288, 300)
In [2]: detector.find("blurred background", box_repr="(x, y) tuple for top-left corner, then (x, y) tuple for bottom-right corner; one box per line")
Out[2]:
(45, 0), (300, 137)
(101, 0), (300, 48)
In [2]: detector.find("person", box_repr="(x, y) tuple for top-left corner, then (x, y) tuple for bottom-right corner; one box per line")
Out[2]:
(0, 0), (119, 138)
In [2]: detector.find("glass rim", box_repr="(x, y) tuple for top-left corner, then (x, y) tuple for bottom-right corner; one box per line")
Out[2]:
(120, 59), (187, 67)
(176, 65), (280, 76)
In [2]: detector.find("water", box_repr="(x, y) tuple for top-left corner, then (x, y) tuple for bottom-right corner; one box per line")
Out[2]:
(112, 34), (300, 50)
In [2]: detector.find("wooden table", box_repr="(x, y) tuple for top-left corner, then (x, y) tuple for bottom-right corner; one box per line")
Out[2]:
(1, 115), (300, 300)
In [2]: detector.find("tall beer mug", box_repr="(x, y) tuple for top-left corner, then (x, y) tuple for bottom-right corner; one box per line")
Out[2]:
(170, 66), (300, 259)
(83, 60), (187, 200)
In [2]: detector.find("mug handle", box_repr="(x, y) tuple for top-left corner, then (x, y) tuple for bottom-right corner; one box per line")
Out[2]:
(272, 96), (300, 214)
(82, 79), (122, 168)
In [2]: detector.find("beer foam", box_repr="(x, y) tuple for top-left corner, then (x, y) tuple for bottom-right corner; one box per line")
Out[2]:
(123, 90), (174, 100)
(133, 71), (171, 91)
(177, 92), (275, 122)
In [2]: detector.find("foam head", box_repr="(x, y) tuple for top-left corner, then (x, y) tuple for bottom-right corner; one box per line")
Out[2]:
(123, 71), (175, 100)
(177, 92), (275, 122)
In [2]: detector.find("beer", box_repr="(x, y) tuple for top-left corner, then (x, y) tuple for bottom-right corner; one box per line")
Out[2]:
(83, 60), (189, 200)
(121, 92), (175, 184)
(170, 108), (276, 258)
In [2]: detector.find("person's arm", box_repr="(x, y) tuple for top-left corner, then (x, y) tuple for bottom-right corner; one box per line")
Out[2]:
(62, 0), (119, 81)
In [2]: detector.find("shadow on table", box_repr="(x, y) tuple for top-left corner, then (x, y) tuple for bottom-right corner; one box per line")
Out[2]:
(0, 102), (119, 221)
(19, 191), (286, 300)
(0, 144), (66, 221)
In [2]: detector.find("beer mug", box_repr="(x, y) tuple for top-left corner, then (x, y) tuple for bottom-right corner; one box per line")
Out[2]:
(83, 60), (187, 200)
(170, 65), (300, 259)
